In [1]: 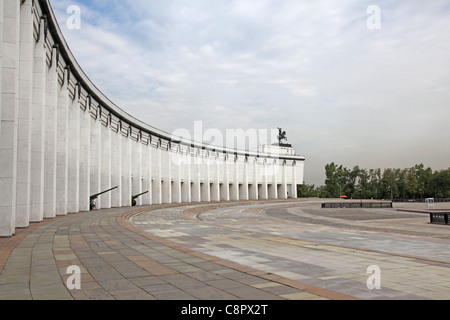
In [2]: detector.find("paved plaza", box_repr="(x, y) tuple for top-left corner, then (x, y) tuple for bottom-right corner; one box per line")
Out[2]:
(0, 199), (449, 300)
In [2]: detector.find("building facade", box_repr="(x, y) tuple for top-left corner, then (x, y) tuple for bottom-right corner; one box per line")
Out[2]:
(0, 0), (305, 237)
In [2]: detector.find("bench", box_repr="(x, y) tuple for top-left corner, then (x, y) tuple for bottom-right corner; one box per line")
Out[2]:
(429, 212), (450, 225)
(322, 202), (393, 209)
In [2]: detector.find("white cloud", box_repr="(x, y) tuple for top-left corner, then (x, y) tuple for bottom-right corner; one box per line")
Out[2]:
(51, 0), (450, 185)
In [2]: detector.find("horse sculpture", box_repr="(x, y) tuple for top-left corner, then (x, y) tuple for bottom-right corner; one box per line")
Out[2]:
(278, 128), (288, 145)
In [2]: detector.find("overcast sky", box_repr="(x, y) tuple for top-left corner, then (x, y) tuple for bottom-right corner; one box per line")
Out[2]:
(50, 0), (450, 186)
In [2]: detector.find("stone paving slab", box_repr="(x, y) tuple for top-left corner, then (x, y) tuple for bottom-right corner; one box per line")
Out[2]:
(1, 199), (449, 301)
(131, 200), (450, 300)
(0, 202), (356, 301)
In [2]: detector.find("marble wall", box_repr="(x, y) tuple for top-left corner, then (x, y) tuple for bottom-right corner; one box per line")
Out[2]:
(0, 0), (305, 237)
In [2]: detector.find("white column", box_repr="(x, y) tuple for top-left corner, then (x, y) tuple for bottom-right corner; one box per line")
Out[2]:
(141, 142), (151, 206)
(248, 159), (258, 200)
(230, 157), (239, 201)
(67, 85), (80, 213)
(181, 152), (191, 203)
(15, 0), (34, 227)
(269, 160), (278, 199)
(0, 0), (19, 236)
(291, 163), (298, 199)
(30, 17), (46, 222)
(279, 161), (288, 199)
(121, 135), (131, 207)
(78, 102), (90, 212)
(191, 152), (201, 202)
(240, 158), (249, 201)
(43, 47), (58, 218)
(201, 157), (210, 202)
(210, 158), (220, 202)
(297, 161), (305, 194)
(151, 144), (161, 205)
(236, 157), (247, 201)
(161, 145), (171, 204)
(100, 120), (112, 208)
(171, 149), (182, 204)
(259, 160), (268, 200)
(89, 110), (101, 208)
(220, 157), (230, 201)
(55, 69), (70, 216)
(132, 140), (142, 206)
(110, 129), (121, 207)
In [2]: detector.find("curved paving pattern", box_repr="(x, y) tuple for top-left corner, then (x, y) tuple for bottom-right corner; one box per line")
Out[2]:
(0, 202), (350, 300)
(0, 200), (449, 300)
(132, 200), (450, 300)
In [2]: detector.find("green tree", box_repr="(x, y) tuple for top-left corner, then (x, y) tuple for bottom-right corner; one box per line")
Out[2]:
(319, 163), (450, 200)
(406, 167), (419, 198)
(345, 166), (361, 198)
(415, 164), (433, 198)
(359, 168), (370, 199)
(297, 184), (319, 198)
(381, 168), (398, 200)
(397, 169), (408, 199)
(364, 169), (381, 199)
(324, 162), (343, 197)
(432, 168), (450, 198)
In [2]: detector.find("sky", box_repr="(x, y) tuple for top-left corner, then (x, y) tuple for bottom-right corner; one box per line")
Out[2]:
(50, 0), (450, 186)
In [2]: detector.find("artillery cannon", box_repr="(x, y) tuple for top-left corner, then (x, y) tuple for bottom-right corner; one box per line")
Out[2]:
(90, 186), (118, 210)
(132, 191), (149, 207)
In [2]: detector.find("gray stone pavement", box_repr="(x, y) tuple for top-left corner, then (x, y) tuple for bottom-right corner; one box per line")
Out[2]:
(131, 200), (450, 300)
(0, 199), (449, 300)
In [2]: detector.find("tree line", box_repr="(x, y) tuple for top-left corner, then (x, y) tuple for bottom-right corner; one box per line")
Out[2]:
(298, 163), (450, 200)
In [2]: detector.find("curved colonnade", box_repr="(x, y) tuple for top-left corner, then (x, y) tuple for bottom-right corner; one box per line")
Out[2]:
(0, 0), (305, 237)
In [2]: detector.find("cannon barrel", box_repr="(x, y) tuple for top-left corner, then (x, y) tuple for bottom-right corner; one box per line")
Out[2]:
(132, 191), (149, 200)
(90, 186), (119, 201)
(132, 191), (149, 206)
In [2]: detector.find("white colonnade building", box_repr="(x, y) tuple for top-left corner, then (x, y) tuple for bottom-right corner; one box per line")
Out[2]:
(0, 0), (305, 237)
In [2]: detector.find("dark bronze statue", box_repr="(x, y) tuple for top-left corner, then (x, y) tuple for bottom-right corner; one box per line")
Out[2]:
(278, 128), (288, 145)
